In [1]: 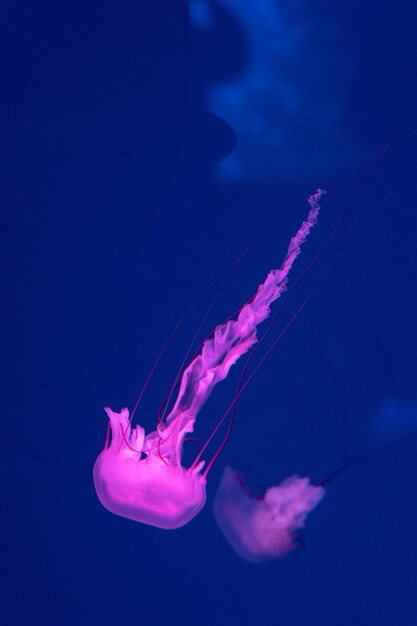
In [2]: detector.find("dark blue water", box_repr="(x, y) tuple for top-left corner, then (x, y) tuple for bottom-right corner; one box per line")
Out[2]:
(2, 1), (417, 624)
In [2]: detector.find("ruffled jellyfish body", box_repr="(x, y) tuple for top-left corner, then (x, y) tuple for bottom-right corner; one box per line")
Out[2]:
(93, 408), (207, 529)
(213, 466), (325, 562)
(93, 190), (325, 530)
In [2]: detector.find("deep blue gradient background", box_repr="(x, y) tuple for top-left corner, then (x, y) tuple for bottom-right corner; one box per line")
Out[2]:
(2, 2), (417, 625)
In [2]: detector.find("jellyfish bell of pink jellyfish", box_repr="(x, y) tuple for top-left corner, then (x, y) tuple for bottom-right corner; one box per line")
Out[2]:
(213, 466), (325, 562)
(93, 407), (207, 529)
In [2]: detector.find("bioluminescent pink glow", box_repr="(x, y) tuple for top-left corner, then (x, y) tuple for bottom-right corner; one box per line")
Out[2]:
(93, 189), (325, 532)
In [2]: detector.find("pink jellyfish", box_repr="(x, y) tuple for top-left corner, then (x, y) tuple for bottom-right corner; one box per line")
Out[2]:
(93, 189), (326, 530)
(213, 466), (325, 562)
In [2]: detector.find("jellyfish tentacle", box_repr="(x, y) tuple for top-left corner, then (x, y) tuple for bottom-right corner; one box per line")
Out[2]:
(160, 190), (325, 453)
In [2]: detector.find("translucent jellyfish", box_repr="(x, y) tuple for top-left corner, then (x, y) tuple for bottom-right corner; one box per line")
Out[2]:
(213, 466), (325, 562)
(374, 397), (417, 437)
(93, 189), (325, 529)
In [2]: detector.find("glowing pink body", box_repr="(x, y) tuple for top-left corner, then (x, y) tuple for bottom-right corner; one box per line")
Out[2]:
(93, 408), (207, 529)
(93, 189), (326, 532)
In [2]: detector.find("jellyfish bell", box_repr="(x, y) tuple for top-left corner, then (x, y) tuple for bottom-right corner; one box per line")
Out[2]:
(213, 465), (325, 563)
(211, 403), (416, 561)
(93, 408), (206, 529)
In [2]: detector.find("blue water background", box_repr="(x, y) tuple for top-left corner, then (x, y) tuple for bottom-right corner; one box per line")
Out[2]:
(2, 1), (417, 624)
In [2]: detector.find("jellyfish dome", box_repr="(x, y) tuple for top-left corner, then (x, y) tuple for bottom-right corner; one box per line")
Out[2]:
(213, 466), (325, 562)
(93, 408), (206, 529)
